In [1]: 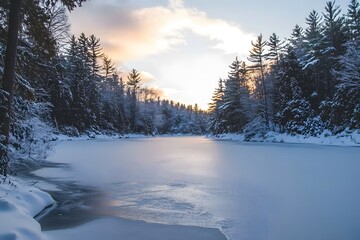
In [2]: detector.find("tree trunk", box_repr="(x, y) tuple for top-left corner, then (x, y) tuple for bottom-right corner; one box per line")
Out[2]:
(0, 0), (22, 176)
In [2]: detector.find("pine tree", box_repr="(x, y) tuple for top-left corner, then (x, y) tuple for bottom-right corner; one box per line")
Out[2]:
(77, 33), (91, 71)
(301, 10), (323, 104)
(302, 10), (323, 69)
(267, 33), (284, 66)
(319, 1), (347, 99)
(305, 10), (323, 41)
(274, 47), (312, 134)
(330, 41), (360, 129)
(47, 56), (73, 127)
(220, 57), (249, 133)
(289, 24), (304, 51)
(102, 55), (115, 80)
(346, 0), (360, 42)
(208, 78), (225, 134)
(127, 69), (142, 132)
(100, 73), (127, 132)
(65, 34), (99, 131)
(322, 1), (347, 56)
(87, 34), (102, 79)
(284, 78), (312, 134)
(248, 34), (270, 127)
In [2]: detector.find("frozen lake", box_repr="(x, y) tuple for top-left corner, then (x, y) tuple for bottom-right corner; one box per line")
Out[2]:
(35, 136), (360, 240)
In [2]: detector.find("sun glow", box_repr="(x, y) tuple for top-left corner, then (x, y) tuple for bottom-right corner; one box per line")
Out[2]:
(69, 0), (256, 110)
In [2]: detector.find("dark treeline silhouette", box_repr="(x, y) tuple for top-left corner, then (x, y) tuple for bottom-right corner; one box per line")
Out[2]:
(208, 0), (360, 139)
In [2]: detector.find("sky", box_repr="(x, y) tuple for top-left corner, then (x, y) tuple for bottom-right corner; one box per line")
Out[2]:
(69, 0), (349, 109)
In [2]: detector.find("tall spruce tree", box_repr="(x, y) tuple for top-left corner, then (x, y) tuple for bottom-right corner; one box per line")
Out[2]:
(102, 55), (115, 80)
(208, 78), (225, 134)
(127, 69), (141, 131)
(88, 34), (102, 80)
(220, 57), (249, 133)
(248, 34), (270, 127)
(320, 1), (347, 98)
(301, 10), (323, 104)
(267, 33), (284, 66)
(346, 0), (360, 42)
(273, 47), (311, 133)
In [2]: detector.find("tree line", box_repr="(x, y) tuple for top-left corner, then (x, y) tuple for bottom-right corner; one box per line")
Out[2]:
(208, 0), (360, 139)
(0, 1), (206, 175)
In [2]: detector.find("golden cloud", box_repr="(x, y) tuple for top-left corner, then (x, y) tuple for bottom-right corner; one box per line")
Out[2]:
(69, 0), (255, 64)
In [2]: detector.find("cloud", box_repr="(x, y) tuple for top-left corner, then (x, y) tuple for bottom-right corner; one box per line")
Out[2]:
(169, 0), (185, 9)
(69, 0), (255, 64)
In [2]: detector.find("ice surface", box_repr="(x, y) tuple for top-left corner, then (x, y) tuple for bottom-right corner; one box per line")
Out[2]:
(44, 217), (226, 240)
(36, 136), (360, 240)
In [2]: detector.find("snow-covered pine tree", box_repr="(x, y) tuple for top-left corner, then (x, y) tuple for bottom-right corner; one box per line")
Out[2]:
(273, 47), (309, 131)
(87, 34), (103, 81)
(267, 33), (284, 67)
(346, 0), (360, 42)
(67, 34), (96, 131)
(330, 41), (360, 130)
(284, 78), (312, 135)
(220, 57), (249, 133)
(248, 34), (270, 127)
(102, 55), (115, 81)
(208, 78), (225, 134)
(320, 1), (347, 97)
(288, 24), (305, 57)
(301, 10), (324, 107)
(99, 72), (125, 132)
(127, 69), (141, 132)
(159, 99), (174, 134)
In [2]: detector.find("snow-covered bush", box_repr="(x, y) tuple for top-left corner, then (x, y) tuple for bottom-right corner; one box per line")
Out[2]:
(243, 117), (268, 141)
(59, 126), (80, 137)
(9, 100), (55, 167)
(302, 116), (325, 136)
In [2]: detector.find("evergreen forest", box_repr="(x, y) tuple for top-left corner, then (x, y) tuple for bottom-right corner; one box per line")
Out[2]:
(208, 0), (360, 139)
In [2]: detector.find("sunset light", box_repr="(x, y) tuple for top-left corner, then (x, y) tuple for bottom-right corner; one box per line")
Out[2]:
(68, 0), (348, 110)
(1, 1), (359, 240)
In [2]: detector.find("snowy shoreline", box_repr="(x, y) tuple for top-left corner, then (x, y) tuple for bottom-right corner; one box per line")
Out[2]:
(208, 130), (360, 147)
(55, 128), (360, 147)
(0, 175), (55, 240)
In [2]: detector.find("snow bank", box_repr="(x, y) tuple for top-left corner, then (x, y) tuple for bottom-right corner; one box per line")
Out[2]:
(0, 176), (55, 240)
(44, 217), (226, 240)
(211, 129), (360, 146)
(55, 133), (154, 142)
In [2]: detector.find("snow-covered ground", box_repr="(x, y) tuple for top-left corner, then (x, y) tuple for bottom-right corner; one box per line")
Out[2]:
(55, 133), (154, 142)
(0, 176), (54, 240)
(211, 129), (360, 146)
(32, 136), (360, 240)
